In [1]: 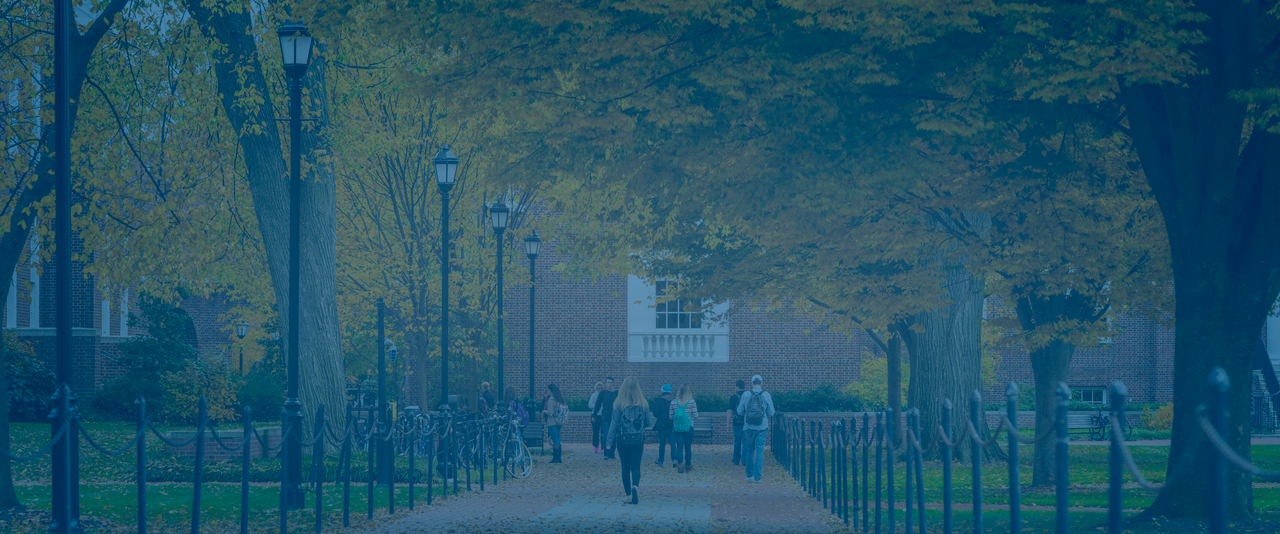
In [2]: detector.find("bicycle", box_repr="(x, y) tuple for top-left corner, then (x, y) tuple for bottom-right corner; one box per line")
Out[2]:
(1090, 407), (1134, 441)
(501, 410), (532, 478)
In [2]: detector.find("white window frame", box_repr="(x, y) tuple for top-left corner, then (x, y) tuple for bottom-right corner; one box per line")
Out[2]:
(626, 275), (730, 362)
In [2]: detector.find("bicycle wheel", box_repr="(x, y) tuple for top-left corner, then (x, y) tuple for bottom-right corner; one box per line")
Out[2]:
(1121, 415), (1134, 441)
(505, 439), (531, 478)
(1096, 416), (1110, 442)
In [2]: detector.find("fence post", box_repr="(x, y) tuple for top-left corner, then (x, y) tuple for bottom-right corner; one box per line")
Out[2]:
(1107, 381), (1126, 534)
(913, 409), (924, 534)
(1208, 368), (1229, 534)
(427, 423), (434, 505)
(191, 396), (206, 534)
(970, 390), (983, 534)
(241, 406), (251, 534)
(942, 399), (952, 534)
(904, 410), (913, 534)
(137, 397), (147, 534)
(1007, 383), (1021, 534)
(887, 409), (895, 534)
(1055, 383), (1070, 534)
(343, 405), (351, 527)
(820, 420), (827, 506)
(388, 421), (395, 515)
(367, 411), (376, 520)
(313, 404), (325, 534)
(409, 422), (416, 510)
(875, 411), (883, 534)
(863, 412), (870, 533)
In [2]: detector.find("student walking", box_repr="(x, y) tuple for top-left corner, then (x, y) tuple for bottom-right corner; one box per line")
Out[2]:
(588, 381), (604, 452)
(606, 377), (653, 505)
(592, 377), (618, 459)
(651, 384), (676, 466)
(736, 374), (777, 482)
(727, 380), (746, 465)
(542, 383), (568, 463)
(669, 385), (698, 473)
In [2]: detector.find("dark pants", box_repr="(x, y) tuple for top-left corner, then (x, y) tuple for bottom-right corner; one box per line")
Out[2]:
(600, 416), (615, 458)
(732, 424), (744, 464)
(674, 430), (693, 466)
(618, 443), (644, 491)
(656, 428), (673, 463)
(591, 416), (601, 448)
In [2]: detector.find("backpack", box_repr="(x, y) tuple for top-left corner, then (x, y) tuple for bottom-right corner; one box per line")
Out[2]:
(512, 402), (529, 427)
(745, 391), (766, 426)
(619, 406), (646, 446)
(673, 400), (693, 432)
(555, 403), (569, 424)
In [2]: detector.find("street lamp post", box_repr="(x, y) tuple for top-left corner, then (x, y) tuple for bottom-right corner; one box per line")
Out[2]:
(524, 231), (540, 401)
(51, 0), (81, 528)
(277, 21), (313, 510)
(489, 202), (509, 400)
(236, 321), (250, 373)
(433, 146), (458, 408)
(376, 299), (391, 487)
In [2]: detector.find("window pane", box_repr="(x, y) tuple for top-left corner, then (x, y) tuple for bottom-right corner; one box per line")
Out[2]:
(691, 313), (702, 328)
(673, 299), (683, 313)
(656, 314), (666, 329)
(679, 313), (690, 328)
(656, 281), (667, 296)
(656, 300), (666, 313)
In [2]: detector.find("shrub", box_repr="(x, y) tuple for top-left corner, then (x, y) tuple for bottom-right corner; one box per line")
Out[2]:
(844, 354), (908, 410)
(773, 383), (864, 413)
(3, 330), (55, 422)
(1143, 403), (1174, 430)
(92, 296), (234, 422)
(236, 333), (285, 422)
(566, 397), (590, 411)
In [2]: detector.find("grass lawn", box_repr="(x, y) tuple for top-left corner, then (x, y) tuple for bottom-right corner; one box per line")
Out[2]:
(5, 422), (1280, 532)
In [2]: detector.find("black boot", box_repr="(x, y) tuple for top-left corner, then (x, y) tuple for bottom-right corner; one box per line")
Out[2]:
(552, 446), (562, 463)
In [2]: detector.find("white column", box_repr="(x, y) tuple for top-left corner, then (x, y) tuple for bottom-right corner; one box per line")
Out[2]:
(101, 297), (111, 336)
(119, 289), (129, 337)
(6, 272), (15, 328)
(28, 267), (38, 329)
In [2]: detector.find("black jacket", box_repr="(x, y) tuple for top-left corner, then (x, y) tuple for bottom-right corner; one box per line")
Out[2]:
(593, 390), (618, 420)
(651, 392), (675, 431)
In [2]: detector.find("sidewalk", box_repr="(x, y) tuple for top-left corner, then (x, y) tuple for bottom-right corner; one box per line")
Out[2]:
(1070, 437), (1280, 446)
(361, 443), (846, 533)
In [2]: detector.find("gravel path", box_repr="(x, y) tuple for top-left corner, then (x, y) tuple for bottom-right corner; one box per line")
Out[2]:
(362, 443), (845, 533)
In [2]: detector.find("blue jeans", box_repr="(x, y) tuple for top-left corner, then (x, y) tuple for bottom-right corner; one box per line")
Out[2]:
(745, 428), (767, 480)
(732, 424), (744, 464)
(674, 431), (693, 466)
(548, 425), (562, 448)
(656, 428), (674, 463)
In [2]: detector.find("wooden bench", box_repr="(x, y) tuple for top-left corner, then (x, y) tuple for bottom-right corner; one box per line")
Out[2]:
(1066, 413), (1099, 439)
(522, 421), (546, 452)
(692, 417), (715, 444)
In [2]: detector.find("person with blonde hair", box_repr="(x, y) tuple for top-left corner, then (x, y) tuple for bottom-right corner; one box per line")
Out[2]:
(606, 377), (653, 505)
(669, 385), (699, 473)
(588, 381), (605, 452)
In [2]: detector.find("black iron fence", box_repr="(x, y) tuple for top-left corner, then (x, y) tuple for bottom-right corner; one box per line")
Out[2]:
(769, 367), (1280, 534)
(6, 393), (527, 533)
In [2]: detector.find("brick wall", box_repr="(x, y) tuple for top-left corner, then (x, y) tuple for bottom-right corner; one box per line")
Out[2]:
(164, 427), (283, 461)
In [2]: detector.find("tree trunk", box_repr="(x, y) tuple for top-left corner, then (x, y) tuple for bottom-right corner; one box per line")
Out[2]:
(1139, 270), (1264, 519)
(1028, 339), (1073, 486)
(183, 3), (345, 431)
(1118, 0), (1280, 518)
(0, 330), (19, 509)
(887, 333), (903, 439)
(904, 265), (991, 463)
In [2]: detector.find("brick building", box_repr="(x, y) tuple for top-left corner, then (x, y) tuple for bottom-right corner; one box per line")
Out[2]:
(9, 236), (1275, 409)
(5, 235), (240, 400)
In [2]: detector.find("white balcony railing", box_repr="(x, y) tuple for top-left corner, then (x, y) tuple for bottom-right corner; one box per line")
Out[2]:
(627, 332), (729, 362)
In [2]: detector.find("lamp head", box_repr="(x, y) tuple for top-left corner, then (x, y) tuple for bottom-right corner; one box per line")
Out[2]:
(489, 201), (509, 233)
(433, 145), (459, 192)
(235, 321), (249, 339)
(524, 230), (541, 258)
(276, 22), (313, 77)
